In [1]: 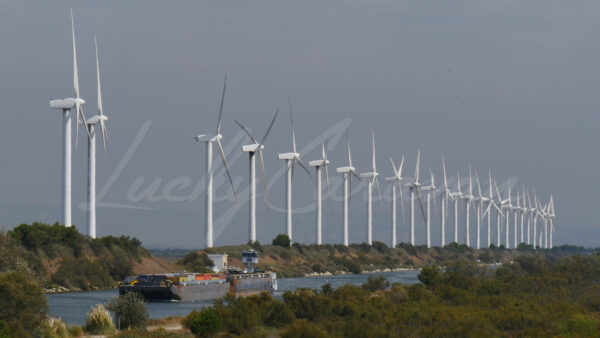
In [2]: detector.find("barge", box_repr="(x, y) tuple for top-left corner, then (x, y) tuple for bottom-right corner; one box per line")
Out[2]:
(119, 250), (277, 301)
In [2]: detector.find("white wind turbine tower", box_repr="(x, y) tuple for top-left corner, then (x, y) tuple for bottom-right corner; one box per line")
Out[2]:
(548, 195), (556, 248)
(461, 167), (474, 247)
(526, 192), (534, 245)
(235, 110), (279, 243)
(405, 150), (426, 246)
(309, 142), (331, 245)
(359, 130), (382, 245)
(421, 169), (436, 248)
(336, 126), (361, 246)
(495, 183), (512, 248)
(385, 156), (405, 248)
(474, 170), (487, 249)
(512, 190), (520, 247)
(449, 172), (463, 244)
(521, 186), (527, 245)
(194, 75), (236, 248)
(482, 170), (503, 247)
(277, 99), (312, 243)
(49, 9), (90, 227)
(86, 37), (109, 239)
(440, 156), (453, 247)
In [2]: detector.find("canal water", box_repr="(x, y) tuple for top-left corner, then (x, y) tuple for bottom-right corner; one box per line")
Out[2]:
(47, 270), (420, 325)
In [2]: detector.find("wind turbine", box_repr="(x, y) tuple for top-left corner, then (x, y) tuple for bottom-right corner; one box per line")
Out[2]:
(449, 172), (463, 244)
(194, 75), (236, 248)
(511, 189), (523, 248)
(86, 37), (109, 239)
(548, 195), (556, 248)
(336, 125), (361, 246)
(49, 9), (90, 227)
(385, 156), (405, 248)
(461, 167), (474, 247)
(309, 141), (331, 245)
(277, 99), (312, 243)
(495, 182), (512, 248)
(440, 156), (453, 247)
(405, 150), (426, 246)
(235, 110), (279, 243)
(359, 129), (382, 245)
(474, 170), (487, 249)
(421, 169), (436, 248)
(482, 170), (503, 247)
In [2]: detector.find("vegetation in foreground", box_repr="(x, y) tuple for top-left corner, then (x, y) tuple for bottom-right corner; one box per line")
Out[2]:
(179, 254), (600, 337)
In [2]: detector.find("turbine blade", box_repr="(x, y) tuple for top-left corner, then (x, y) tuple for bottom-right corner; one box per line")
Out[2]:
(371, 129), (376, 172)
(442, 155), (448, 188)
(399, 155), (405, 177)
(217, 139), (236, 197)
(390, 158), (398, 177)
(258, 149), (268, 203)
(261, 109), (278, 144)
(375, 177), (382, 202)
(415, 188), (427, 222)
(346, 124), (352, 167)
(71, 8), (79, 99)
(351, 170), (361, 180)
(289, 97), (296, 154)
(415, 149), (421, 183)
(475, 169), (482, 197)
(297, 158), (312, 177)
(94, 36), (103, 116)
(324, 163), (331, 197)
(216, 73), (226, 134)
(234, 120), (258, 144)
(398, 182), (406, 221)
(100, 120), (108, 160)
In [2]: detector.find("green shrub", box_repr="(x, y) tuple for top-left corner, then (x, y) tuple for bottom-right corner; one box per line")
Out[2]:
(189, 309), (221, 337)
(273, 234), (291, 247)
(85, 304), (116, 334)
(361, 275), (389, 292)
(106, 292), (149, 329)
(0, 271), (47, 336)
(45, 317), (69, 337)
(0, 320), (9, 338)
(280, 319), (328, 338)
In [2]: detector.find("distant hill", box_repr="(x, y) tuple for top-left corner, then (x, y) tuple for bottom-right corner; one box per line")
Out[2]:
(4, 222), (178, 291)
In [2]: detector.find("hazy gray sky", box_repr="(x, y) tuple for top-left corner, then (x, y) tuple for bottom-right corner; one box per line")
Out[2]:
(0, 0), (598, 248)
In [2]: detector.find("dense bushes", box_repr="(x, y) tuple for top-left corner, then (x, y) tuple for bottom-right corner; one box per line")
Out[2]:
(6, 222), (148, 290)
(0, 270), (48, 336)
(186, 253), (600, 336)
(272, 234), (291, 247)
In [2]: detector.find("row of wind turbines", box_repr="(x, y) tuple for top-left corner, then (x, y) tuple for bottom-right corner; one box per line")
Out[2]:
(48, 11), (556, 250)
(198, 77), (557, 250)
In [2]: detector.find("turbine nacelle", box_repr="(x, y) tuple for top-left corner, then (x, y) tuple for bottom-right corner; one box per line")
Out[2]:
(242, 143), (264, 153)
(278, 152), (300, 161)
(360, 172), (378, 179)
(86, 115), (108, 125)
(309, 159), (329, 167)
(50, 97), (85, 110)
(195, 133), (222, 142)
(336, 166), (356, 174)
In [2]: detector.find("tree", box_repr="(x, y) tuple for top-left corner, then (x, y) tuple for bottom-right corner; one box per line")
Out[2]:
(178, 252), (214, 273)
(0, 271), (48, 336)
(106, 292), (148, 329)
(362, 275), (389, 292)
(190, 309), (221, 337)
(273, 234), (291, 247)
(419, 265), (441, 287)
